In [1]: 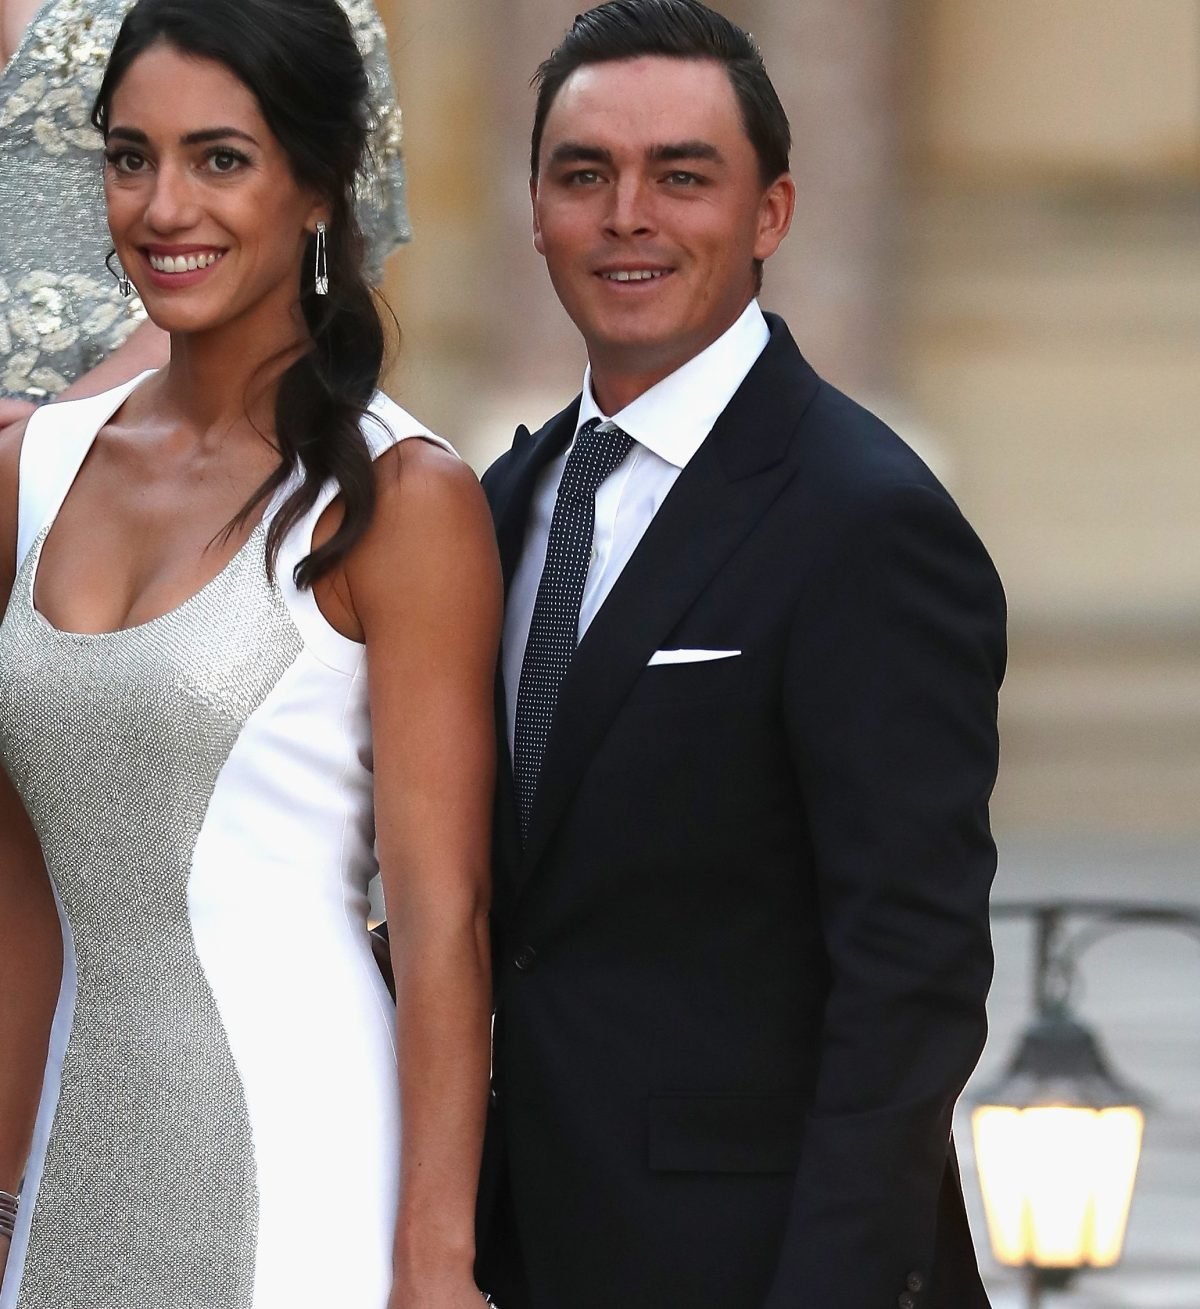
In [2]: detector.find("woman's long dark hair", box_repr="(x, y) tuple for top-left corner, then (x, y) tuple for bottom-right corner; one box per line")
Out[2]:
(93, 0), (386, 589)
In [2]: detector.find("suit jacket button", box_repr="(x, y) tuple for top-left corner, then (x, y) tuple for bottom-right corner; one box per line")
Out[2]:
(513, 946), (537, 971)
(898, 1294), (916, 1309)
(906, 1273), (924, 1293)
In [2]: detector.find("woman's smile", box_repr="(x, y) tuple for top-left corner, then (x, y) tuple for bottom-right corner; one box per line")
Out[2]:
(141, 245), (227, 288)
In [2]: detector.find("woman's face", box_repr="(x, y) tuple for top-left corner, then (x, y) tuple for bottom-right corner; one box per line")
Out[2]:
(103, 41), (326, 339)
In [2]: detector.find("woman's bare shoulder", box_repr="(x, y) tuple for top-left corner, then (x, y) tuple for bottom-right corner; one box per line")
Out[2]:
(374, 435), (487, 540)
(350, 435), (500, 638)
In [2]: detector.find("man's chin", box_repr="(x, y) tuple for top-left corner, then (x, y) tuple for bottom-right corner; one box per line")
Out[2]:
(586, 319), (685, 362)
(590, 335), (673, 370)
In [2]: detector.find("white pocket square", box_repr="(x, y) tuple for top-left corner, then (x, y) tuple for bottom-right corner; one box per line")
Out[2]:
(647, 648), (742, 666)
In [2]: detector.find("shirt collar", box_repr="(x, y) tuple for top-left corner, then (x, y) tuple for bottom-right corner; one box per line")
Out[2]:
(575, 300), (770, 470)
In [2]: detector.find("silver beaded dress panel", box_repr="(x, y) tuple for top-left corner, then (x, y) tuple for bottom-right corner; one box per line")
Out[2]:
(0, 523), (300, 1309)
(0, 0), (410, 400)
(0, 380), (443, 1307)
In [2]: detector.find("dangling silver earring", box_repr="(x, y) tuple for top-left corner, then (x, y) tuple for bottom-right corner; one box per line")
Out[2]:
(105, 249), (133, 298)
(314, 221), (329, 296)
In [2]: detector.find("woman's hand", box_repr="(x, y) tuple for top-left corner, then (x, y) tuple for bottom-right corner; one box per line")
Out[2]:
(1, 1231), (12, 1290)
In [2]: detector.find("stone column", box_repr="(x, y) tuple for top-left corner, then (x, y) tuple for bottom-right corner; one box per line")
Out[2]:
(374, 0), (499, 459)
(751, 0), (903, 399)
(476, 1), (593, 438)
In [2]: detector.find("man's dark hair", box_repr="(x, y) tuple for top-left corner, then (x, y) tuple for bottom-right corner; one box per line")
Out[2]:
(530, 0), (791, 186)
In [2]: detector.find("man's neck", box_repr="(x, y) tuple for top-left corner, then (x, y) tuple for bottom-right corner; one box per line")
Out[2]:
(587, 300), (756, 417)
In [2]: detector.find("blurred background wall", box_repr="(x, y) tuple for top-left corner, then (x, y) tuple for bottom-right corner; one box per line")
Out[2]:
(372, 2), (1200, 1303)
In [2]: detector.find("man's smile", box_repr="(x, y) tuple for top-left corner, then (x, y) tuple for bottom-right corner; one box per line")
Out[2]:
(595, 266), (673, 283)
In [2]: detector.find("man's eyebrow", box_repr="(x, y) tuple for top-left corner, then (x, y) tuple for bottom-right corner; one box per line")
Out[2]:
(547, 142), (615, 168)
(104, 126), (260, 147)
(648, 141), (724, 165)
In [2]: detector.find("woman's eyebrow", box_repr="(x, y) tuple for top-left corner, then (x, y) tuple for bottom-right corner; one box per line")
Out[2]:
(104, 126), (261, 146)
(180, 127), (261, 147)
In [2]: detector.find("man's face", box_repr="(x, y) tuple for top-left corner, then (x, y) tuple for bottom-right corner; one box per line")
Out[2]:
(531, 55), (794, 405)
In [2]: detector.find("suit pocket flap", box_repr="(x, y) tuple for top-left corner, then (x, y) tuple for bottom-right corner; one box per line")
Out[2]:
(648, 1092), (807, 1174)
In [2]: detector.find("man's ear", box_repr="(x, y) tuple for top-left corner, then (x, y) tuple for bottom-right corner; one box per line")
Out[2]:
(530, 175), (546, 256)
(753, 172), (796, 263)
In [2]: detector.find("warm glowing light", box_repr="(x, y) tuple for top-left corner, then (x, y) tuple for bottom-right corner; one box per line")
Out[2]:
(972, 1104), (1144, 1268)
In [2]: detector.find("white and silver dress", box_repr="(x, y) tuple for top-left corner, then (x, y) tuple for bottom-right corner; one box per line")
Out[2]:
(0, 375), (452, 1308)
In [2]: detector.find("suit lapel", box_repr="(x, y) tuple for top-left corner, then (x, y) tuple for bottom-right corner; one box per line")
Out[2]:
(487, 402), (581, 883)
(490, 402), (581, 589)
(519, 319), (821, 884)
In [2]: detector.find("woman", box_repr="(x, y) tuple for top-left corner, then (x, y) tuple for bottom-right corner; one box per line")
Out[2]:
(0, 0), (409, 430)
(0, 2), (499, 1306)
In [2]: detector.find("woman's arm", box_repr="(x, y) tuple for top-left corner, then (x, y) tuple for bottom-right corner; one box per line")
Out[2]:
(345, 438), (501, 1306)
(50, 320), (170, 403)
(0, 777), (58, 1287)
(0, 321), (170, 446)
(0, 421), (64, 1288)
(0, 400), (36, 432)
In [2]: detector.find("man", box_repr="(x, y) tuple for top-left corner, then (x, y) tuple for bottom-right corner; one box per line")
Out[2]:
(476, 3), (1004, 1307)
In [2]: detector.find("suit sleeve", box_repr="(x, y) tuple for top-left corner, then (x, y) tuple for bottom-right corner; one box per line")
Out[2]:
(764, 482), (1006, 1308)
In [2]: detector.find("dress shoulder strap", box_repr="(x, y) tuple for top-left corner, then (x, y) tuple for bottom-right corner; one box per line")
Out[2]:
(362, 389), (456, 461)
(288, 389), (458, 529)
(270, 391), (459, 673)
(15, 372), (156, 572)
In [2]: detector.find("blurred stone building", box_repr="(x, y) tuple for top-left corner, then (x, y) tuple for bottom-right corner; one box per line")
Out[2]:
(374, 0), (1200, 839)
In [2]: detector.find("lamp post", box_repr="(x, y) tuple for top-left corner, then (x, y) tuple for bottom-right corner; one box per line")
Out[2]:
(971, 900), (1200, 1307)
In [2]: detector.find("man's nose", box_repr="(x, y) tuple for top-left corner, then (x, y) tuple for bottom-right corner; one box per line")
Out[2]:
(604, 176), (655, 238)
(144, 162), (198, 232)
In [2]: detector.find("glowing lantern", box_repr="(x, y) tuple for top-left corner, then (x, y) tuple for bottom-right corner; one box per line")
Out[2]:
(972, 1009), (1143, 1275)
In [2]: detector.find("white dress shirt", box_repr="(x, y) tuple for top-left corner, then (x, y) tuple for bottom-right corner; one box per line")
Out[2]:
(503, 299), (771, 754)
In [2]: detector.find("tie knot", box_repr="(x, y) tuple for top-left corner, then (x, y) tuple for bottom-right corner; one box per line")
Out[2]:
(558, 419), (634, 502)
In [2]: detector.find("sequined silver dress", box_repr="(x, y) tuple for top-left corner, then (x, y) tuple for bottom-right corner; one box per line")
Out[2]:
(0, 0), (410, 401)
(0, 375), (454, 1308)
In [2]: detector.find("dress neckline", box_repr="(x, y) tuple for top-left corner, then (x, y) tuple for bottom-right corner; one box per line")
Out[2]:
(24, 369), (289, 641)
(26, 518), (269, 642)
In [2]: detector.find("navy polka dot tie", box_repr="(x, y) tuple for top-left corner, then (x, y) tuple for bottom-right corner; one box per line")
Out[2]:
(514, 419), (634, 841)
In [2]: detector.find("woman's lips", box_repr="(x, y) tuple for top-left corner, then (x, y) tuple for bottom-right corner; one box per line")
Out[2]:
(139, 248), (227, 289)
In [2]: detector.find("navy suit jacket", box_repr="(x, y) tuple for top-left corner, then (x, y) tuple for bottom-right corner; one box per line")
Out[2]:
(475, 315), (1003, 1309)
